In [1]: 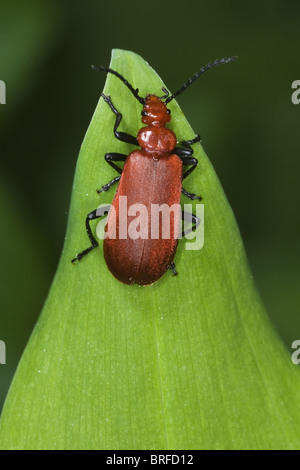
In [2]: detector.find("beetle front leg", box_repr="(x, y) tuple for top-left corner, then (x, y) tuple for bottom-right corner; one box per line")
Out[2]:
(181, 134), (201, 149)
(96, 152), (127, 193)
(101, 93), (139, 146)
(174, 134), (201, 160)
(180, 155), (202, 201)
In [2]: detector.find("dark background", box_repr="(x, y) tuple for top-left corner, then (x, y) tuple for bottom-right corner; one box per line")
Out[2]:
(1, 0), (300, 410)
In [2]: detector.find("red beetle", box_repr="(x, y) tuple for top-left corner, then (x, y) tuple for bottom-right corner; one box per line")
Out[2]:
(72, 57), (237, 285)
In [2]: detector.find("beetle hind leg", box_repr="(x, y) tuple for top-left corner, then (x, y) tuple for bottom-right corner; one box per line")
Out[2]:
(71, 205), (110, 263)
(181, 186), (202, 201)
(182, 210), (200, 237)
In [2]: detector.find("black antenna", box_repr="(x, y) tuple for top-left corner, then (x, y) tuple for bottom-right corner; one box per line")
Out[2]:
(165, 56), (237, 104)
(92, 65), (145, 105)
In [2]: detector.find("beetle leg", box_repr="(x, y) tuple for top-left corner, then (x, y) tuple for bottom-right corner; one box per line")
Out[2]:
(177, 140), (202, 199)
(101, 93), (139, 146)
(181, 134), (201, 147)
(181, 186), (202, 201)
(182, 210), (200, 237)
(71, 205), (111, 263)
(180, 156), (202, 200)
(174, 135), (201, 180)
(104, 152), (126, 174)
(180, 156), (198, 179)
(174, 134), (201, 158)
(169, 262), (178, 276)
(96, 152), (128, 193)
(97, 175), (121, 194)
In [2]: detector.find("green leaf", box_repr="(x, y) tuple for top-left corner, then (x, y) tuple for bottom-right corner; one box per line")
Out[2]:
(1, 49), (300, 450)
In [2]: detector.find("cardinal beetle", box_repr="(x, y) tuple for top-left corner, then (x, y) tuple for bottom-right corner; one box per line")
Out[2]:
(72, 56), (237, 285)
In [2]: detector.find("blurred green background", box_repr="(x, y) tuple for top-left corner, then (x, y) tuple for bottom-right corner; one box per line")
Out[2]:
(0, 0), (300, 411)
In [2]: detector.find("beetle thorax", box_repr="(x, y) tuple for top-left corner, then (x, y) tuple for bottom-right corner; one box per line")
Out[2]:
(137, 126), (176, 155)
(137, 94), (176, 155)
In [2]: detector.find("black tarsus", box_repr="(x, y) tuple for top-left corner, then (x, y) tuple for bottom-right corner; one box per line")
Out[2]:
(169, 262), (178, 276)
(97, 175), (121, 194)
(158, 87), (170, 100)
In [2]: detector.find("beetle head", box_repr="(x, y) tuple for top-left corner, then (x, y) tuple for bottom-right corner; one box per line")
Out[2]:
(141, 95), (171, 127)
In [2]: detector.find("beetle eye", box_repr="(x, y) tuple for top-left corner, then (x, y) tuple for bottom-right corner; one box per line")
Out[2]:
(167, 109), (171, 114)
(141, 110), (147, 116)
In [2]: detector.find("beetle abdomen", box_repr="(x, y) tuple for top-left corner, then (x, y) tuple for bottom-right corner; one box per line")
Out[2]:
(103, 151), (182, 285)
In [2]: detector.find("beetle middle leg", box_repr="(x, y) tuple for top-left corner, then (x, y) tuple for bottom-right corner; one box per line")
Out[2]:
(174, 135), (202, 200)
(97, 175), (121, 194)
(71, 205), (110, 263)
(96, 152), (126, 194)
(181, 155), (202, 201)
(177, 135), (201, 179)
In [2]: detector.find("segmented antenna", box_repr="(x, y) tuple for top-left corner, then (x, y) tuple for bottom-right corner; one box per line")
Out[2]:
(92, 65), (145, 105)
(165, 56), (237, 104)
